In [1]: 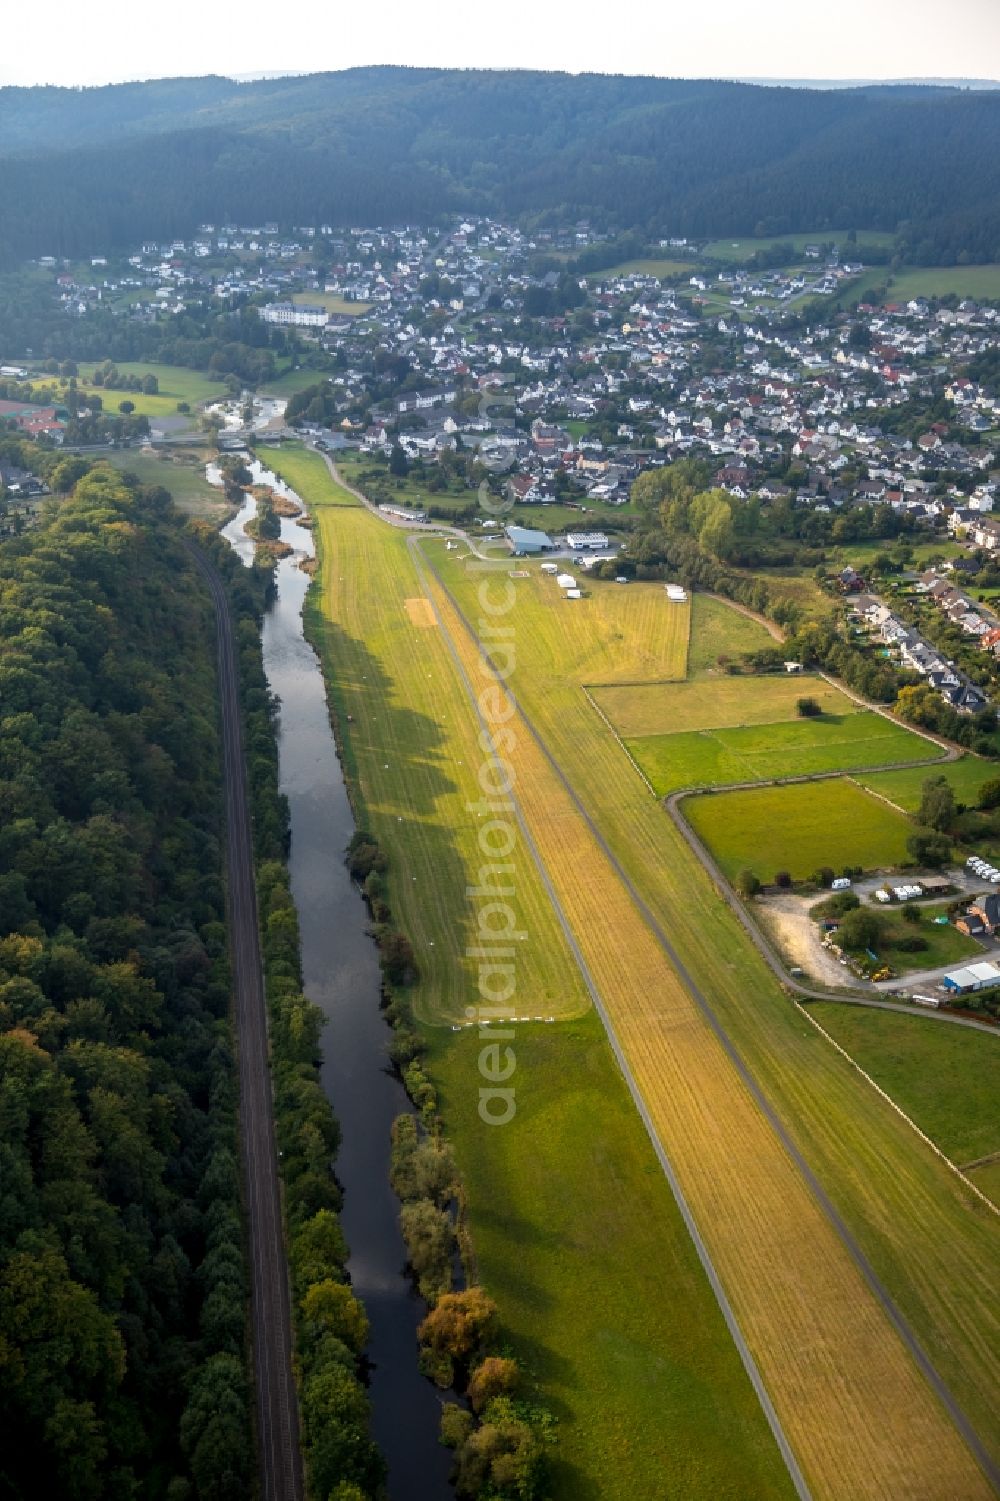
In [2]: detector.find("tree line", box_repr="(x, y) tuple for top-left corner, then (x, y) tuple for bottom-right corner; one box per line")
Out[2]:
(0, 71), (998, 265)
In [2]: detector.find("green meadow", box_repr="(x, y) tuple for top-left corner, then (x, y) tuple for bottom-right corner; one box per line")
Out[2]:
(629, 713), (935, 796)
(859, 758), (999, 813)
(702, 230), (895, 263)
(807, 1004), (1000, 1167)
(685, 779), (915, 881)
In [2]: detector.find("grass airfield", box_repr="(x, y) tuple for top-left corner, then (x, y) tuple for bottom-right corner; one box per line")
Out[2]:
(295, 484), (1000, 1500)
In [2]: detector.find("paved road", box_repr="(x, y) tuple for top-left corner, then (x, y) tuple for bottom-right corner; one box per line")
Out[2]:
(186, 541), (304, 1501)
(416, 538), (1000, 1497)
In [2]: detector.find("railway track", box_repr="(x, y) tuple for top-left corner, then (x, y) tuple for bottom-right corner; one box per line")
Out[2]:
(187, 540), (304, 1501)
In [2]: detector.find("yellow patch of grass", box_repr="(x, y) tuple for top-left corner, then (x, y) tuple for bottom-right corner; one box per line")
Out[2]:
(403, 596), (436, 628)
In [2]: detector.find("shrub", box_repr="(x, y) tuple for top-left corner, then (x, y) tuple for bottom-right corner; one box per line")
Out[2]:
(796, 696), (822, 717)
(895, 933), (928, 953)
(735, 868), (761, 897)
(400, 1199), (454, 1302)
(441, 1403), (476, 1449)
(419, 1288), (498, 1364)
(468, 1356), (520, 1413)
(774, 870), (792, 888)
(836, 906), (883, 951)
(978, 776), (1000, 810)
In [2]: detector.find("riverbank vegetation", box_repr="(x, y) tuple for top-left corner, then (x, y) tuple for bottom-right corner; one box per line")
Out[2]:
(194, 527), (385, 1500)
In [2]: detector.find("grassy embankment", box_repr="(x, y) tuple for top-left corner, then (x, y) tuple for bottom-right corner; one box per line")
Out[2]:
(301, 497), (796, 1500)
(257, 442), (360, 506)
(426, 542), (1000, 1498)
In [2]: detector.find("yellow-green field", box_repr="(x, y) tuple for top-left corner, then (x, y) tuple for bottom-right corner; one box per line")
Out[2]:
(593, 672), (848, 736)
(687, 592), (779, 671)
(684, 778), (916, 880)
(859, 757), (998, 813)
(295, 468), (1000, 1501)
(806, 1004), (1000, 1170)
(630, 714), (936, 795)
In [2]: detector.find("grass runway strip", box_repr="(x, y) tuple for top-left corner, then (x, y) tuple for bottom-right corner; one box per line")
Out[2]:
(306, 504), (798, 1498)
(426, 539), (1000, 1498)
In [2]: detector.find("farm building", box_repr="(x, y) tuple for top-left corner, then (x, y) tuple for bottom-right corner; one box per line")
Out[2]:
(941, 960), (1000, 994)
(506, 525), (553, 555)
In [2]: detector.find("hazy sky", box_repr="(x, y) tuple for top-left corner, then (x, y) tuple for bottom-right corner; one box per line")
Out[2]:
(2, 0), (999, 87)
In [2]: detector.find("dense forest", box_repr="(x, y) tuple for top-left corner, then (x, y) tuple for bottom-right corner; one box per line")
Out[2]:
(0, 455), (255, 1500)
(0, 70), (998, 264)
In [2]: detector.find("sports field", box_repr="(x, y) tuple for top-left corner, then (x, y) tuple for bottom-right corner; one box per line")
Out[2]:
(292, 290), (372, 315)
(684, 778), (916, 880)
(630, 714), (937, 795)
(256, 443), (360, 506)
(296, 470), (1000, 1499)
(591, 257), (692, 280)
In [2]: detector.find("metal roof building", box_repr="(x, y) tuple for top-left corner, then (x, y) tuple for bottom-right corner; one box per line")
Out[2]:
(506, 525), (553, 554)
(941, 960), (1000, 993)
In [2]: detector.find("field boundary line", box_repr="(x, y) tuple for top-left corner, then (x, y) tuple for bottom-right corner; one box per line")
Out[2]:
(580, 684), (657, 796)
(417, 539), (1000, 1497)
(793, 1001), (999, 1216)
(409, 539), (813, 1501)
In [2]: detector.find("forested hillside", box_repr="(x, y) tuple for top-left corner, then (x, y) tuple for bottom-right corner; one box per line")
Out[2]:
(0, 69), (998, 263)
(0, 457), (257, 1500)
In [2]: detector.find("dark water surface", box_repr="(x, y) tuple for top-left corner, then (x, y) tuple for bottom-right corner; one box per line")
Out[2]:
(222, 472), (453, 1498)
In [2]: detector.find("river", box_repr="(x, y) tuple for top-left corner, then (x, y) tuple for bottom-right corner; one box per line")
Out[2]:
(221, 465), (454, 1498)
